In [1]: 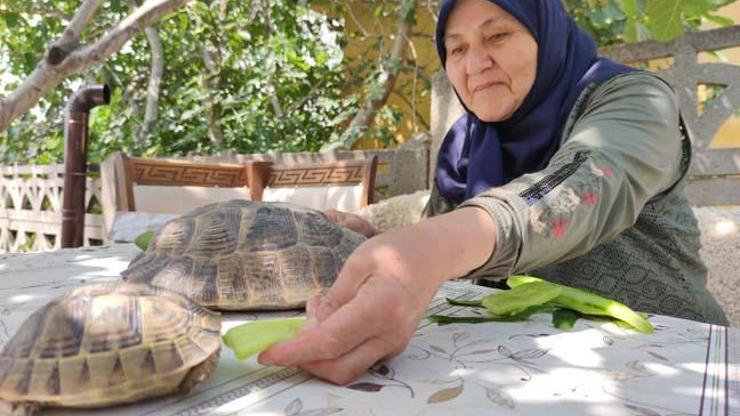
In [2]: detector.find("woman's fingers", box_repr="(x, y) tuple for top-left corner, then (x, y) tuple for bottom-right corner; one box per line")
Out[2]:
(260, 275), (409, 366)
(323, 209), (377, 237)
(297, 337), (391, 385)
(307, 244), (379, 323)
(324, 209), (342, 224)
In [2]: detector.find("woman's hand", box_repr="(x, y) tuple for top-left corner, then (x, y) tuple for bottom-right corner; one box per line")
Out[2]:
(259, 230), (443, 384)
(325, 209), (378, 238)
(259, 207), (497, 385)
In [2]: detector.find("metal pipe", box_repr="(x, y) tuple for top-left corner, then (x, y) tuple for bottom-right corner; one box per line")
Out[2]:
(61, 84), (111, 248)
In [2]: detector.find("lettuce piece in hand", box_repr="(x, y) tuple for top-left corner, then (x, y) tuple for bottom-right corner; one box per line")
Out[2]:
(223, 317), (307, 360)
(134, 231), (155, 251)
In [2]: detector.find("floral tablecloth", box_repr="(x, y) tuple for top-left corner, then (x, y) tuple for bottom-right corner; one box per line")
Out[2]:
(0, 244), (737, 415)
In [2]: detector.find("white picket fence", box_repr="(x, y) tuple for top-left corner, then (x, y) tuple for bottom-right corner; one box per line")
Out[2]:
(0, 164), (105, 253)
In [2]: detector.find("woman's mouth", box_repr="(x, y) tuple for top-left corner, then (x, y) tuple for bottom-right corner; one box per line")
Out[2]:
(472, 82), (503, 93)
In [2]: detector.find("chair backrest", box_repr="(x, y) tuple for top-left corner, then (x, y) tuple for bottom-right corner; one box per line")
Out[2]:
(248, 156), (378, 213)
(100, 152), (378, 241)
(105, 152), (253, 213)
(100, 152), (254, 241)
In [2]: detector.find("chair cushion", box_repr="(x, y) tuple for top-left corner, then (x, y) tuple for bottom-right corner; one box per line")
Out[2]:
(132, 185), (250, 214)
(261, 186), (365, 213)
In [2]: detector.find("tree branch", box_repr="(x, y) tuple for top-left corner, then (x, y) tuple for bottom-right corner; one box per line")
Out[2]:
(284, 79), (329, 116)
(202, 45), (224, 148)
(343, 0), (370, 37)
(391, 89), (430, 130)
(141, 25), (164, 139)
(47, 0), (104, 65)
(326, 0), (416, 150)
(0, 0), (194, 132)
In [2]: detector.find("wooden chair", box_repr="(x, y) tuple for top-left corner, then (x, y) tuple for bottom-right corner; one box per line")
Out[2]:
(100, 152), (257, 242)
(247, 156), (378, 213)
(100, 152), (378, 242)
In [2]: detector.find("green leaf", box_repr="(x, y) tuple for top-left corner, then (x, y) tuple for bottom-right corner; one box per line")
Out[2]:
(427, 315), (526, 325)
(134, 231), (155, 251)
(623, 18), (638, 42)
(552, 308), (581, 330)
(427, 304), (551, 326)
(223, 317), (307, 360)
(620, 0), (639, 18)
(445, 297), (484, 308)
(704, 13), (735, 27)
(681, 0), (714, 17)
(646, 0), (685, 42)
(1, 12), (21, 29)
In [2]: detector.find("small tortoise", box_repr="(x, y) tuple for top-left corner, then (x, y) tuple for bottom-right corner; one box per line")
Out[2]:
(0, 282), (221, 415)
(122, 199), (366, 310)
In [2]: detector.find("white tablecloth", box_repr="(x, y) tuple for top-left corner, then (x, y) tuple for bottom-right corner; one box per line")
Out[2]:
(0, 244), (737, 415)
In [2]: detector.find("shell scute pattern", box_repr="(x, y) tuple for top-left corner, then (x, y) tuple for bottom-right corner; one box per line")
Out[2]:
(185, 206), (242, 257)
(123, 200), (367, 310)
(0, 282), (221, 414)
(239, 204), (299, 253)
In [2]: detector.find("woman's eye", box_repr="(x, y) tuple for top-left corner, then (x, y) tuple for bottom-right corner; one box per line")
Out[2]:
(488, 32), (510, 42)
(449, 46), (464, 56)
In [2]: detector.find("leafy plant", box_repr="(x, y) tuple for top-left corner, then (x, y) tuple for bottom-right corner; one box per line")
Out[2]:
(563, 0), (737, 44)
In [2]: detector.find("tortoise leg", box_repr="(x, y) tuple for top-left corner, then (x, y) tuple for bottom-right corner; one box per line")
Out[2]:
(177, 348), (221, 394)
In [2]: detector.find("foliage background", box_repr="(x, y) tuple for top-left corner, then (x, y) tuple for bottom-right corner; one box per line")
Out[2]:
(0, 0), (736, 165)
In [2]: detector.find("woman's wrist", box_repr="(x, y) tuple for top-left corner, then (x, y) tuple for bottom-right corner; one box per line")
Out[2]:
(422, 206), (497, 281)
(373, 206), (497, 289)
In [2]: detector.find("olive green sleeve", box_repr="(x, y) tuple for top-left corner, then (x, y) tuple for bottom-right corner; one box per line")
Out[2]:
(458, 73), (684, 279)
(422, 184), (456, 218)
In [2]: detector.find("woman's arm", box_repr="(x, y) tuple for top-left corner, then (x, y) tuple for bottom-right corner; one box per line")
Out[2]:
(461, 72), (684, 278)
(259, 205), (496, 384)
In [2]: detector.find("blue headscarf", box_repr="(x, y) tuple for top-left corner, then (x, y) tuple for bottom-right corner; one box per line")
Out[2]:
(435, 0), (634, 203)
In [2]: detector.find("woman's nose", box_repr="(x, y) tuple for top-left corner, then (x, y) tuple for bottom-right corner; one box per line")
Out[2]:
(465, 43), (494, 74)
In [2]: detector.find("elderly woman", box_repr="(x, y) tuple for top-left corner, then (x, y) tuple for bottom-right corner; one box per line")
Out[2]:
(259, 0), (728, 384)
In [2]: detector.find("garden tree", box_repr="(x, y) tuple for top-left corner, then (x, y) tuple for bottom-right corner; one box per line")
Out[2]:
(0, 0), (187, 133)
(565, 0), (737, 44)
(0, 0), (736, 164)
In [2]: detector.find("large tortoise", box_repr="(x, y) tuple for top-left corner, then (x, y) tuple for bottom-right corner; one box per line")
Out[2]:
(122, 199), (367, 310)
(0, 282), (221, 415)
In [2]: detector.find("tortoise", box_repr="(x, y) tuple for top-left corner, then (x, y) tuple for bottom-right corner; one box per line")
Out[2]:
(0, 282), (221, 415)
(122, 199), (367, 311)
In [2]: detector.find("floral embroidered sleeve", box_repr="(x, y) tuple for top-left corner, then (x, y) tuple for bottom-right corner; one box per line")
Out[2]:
(457, 72), (685, 279)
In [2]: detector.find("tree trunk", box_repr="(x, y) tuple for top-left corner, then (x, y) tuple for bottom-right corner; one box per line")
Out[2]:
(202, 45), (224, 150)
(141, 25), (164, 140)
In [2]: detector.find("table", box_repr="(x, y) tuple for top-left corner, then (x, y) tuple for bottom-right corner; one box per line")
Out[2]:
(0, 244), (737, 415)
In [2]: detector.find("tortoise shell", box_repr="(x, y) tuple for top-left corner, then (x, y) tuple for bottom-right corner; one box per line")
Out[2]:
(0, 282), (221, 415)
(122, 200), (366, 310)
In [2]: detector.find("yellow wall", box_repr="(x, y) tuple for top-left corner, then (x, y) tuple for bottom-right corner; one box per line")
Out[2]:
(315, 3), (441, 149)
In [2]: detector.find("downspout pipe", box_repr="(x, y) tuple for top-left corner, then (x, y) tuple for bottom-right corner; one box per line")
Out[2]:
(61, 84), (111, 248)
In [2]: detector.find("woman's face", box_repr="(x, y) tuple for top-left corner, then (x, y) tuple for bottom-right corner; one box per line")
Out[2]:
(444, 0), (538, 122)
